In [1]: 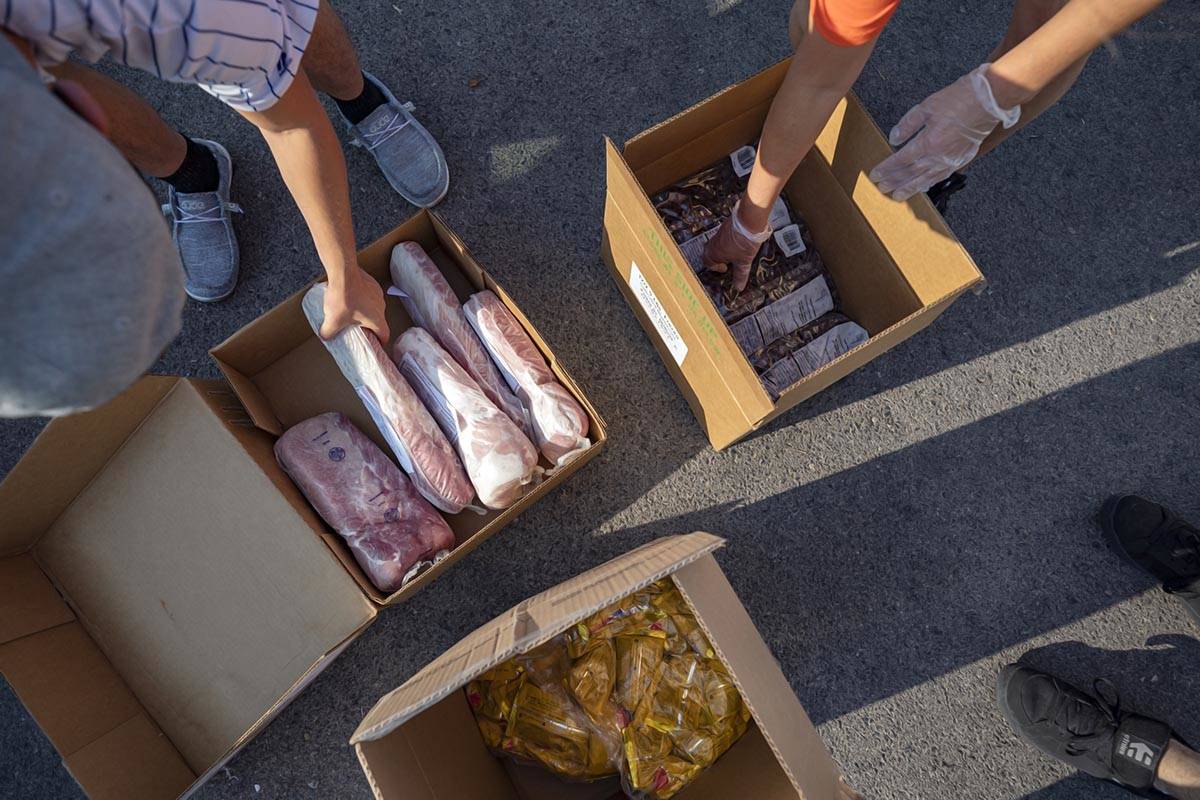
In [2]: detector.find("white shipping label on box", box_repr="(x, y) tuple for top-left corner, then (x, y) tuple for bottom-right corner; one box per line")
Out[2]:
(629, 262), (688, 367)
(774, 224), (806, 257)
(793, 322), (870, 376)
(755, 276), (835, 346)
(730, 146), (756, 178)
(677, 226), (719, 273)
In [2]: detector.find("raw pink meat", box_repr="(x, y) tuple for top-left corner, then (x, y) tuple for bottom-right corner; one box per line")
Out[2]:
(463, 291), (591, 465)
(302, 282), (475, 514)
(275, 412), (456, 593)
(389, 242), (532, 438)
(394, 328), (539, 510)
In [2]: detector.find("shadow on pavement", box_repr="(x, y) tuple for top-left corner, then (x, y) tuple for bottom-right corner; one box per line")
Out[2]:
(604, 342), (1200, 727)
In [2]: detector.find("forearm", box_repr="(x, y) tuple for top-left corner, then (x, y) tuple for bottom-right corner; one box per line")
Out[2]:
(987, 0), (1163, 107)
(742, 32), (875, 230)
(242, 71), (357, 288)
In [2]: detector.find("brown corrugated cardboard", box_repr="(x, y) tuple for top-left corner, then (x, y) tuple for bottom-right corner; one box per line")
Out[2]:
(212, 210), (608, 606)
(602, 59), (984, 450)
(351, 534), (845, 800)
(0, 377), (377, 800)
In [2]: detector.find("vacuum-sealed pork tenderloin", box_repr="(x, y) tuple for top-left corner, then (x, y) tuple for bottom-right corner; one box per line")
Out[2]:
(393, 328), (539, 510)
(275, 412), (456, 593)
(389, 242), (531, 438)
(302, 282), (474, 514)
(463, 291), (590, 465)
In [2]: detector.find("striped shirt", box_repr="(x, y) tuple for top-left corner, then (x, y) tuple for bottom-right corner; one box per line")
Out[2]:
(2, 0), (317, 110)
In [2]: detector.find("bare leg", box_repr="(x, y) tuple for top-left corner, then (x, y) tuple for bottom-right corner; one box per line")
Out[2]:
(972, 0), (1090, 161)
(300, 0), (365, 101)
(1156, 740), (1200, 800)
(47, 61), (186, 177)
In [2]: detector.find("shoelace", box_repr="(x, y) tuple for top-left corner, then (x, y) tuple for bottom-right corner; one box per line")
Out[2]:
(356, 102), (416, 151)
(163, 200), (243, 223)
(1060, 678), (1121, 758)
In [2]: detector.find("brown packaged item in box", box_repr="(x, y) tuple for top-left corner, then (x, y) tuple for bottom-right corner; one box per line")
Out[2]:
(465, 578), (750, 799)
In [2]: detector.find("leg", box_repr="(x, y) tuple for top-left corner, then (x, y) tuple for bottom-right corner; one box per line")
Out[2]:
(1157, 741), (1200, 800)
(972, 0), (1090, 161)
(301, 0), (365, 101)
(46, 61), (187, 178)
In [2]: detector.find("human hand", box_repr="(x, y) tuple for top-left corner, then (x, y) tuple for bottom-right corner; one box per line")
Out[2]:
(869, 64), (1020, 201)
(320, 267), (390, 343)
(702, 201), (773, 293)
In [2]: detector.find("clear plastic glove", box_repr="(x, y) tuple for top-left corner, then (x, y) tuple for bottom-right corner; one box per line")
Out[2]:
(869, 63), (1020, 201)
(702, 200), (773, 293)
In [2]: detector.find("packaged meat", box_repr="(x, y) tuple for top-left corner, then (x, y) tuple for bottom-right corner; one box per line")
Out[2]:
(466, 580), (750, 799)
(393, 327), (539, 510)
(274, 412), (456, 593)
(388, 242), (531, 438)
(301, 282), (475, 514)
(463, 291), (591, 466)
(755, 313), (870, 397)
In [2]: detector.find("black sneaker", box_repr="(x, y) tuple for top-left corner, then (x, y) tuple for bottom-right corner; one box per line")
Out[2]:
(926, 171), (967, 215)
(1100, 495), (1200, 624)
(997, 665), (1174, 797)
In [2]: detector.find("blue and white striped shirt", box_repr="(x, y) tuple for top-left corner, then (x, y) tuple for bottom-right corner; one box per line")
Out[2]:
(3, 0), (317, 110)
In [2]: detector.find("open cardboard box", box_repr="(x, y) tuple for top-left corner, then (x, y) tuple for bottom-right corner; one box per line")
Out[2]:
(0, 376), (377, 799)
(211, 210), (608, 605)
(351, 533), (845, 800)
(602, 59), (985, 450)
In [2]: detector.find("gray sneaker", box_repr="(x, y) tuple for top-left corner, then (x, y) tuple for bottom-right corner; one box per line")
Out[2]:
(162, 139), (242, 302)
(344, 71), (450, 207)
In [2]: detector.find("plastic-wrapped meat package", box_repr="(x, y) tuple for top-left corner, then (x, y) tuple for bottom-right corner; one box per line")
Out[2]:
(389, 242), (531, 438)
(275, 412), (456, 593)
(754, 313), (870, 397)
(393, 328), (539, 510)
(302, 282), (475, 514)
(463, 291), (591, 466)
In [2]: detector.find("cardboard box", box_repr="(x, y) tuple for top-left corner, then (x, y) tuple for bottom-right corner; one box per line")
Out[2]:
(602, 59), (985, 450)
(0, 376), (377, 799)
(212, 210), (608, 606)
(351, 533), (845, 800)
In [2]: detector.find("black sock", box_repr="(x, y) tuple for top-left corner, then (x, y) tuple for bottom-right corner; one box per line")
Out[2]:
(164, 137), (220, 193)
(335, 72), (387, 124)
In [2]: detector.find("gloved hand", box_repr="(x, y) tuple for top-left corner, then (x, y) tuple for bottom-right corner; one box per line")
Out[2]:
(702, 200), (773, 293)
(869, 63), (1020, 201)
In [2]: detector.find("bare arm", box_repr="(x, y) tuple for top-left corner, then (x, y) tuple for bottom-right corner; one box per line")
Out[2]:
(741, 28), (877, 231)
(239, 70), (388, 342)
(986, 0), (1164, 107)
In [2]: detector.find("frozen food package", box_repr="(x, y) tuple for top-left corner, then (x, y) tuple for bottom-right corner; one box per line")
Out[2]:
(302, 282), (474, 514)
(463, 290), (591, 465)
(466, 580), (750, 799)
(274, 412), (456, 593)
(393, 327), (539, 510)
(755, 313), (870, 397)
(389, 241), (531, 437)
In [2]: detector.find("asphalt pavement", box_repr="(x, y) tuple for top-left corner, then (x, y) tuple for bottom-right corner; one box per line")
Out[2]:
(2, 1), (1199, 798)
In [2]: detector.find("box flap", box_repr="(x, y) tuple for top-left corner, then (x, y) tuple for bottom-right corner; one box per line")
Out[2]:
(351, 533), (725, 744)
(33, 379), (376, 772)
(0, 375), (178, 557)
(0, 554), (74, 644)
(813, 94), (984, 304)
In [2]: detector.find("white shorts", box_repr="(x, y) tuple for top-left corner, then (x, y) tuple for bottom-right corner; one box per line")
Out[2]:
(4, 0), (319, 111)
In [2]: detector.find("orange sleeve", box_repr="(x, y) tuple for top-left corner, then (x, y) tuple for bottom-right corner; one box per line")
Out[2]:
(811, 0), (901, 47)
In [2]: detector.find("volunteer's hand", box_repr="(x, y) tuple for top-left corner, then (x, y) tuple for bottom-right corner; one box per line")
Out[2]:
(703, 202), (772, 293)
(320, 267), (390, 343)
(869, 64), (1020, 201)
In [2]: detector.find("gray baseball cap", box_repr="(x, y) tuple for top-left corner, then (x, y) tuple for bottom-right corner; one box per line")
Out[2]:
(0, 37), (184, 417)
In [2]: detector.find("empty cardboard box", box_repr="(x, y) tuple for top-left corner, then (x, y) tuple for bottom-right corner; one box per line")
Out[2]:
(0, 377), (377, 799)
(602, 59), (984, 450)
(211, 210), (608, 606)
(351, 533), (846, 800)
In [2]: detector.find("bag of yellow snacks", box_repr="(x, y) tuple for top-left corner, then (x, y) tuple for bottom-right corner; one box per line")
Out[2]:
(465, 580), (751, 798)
